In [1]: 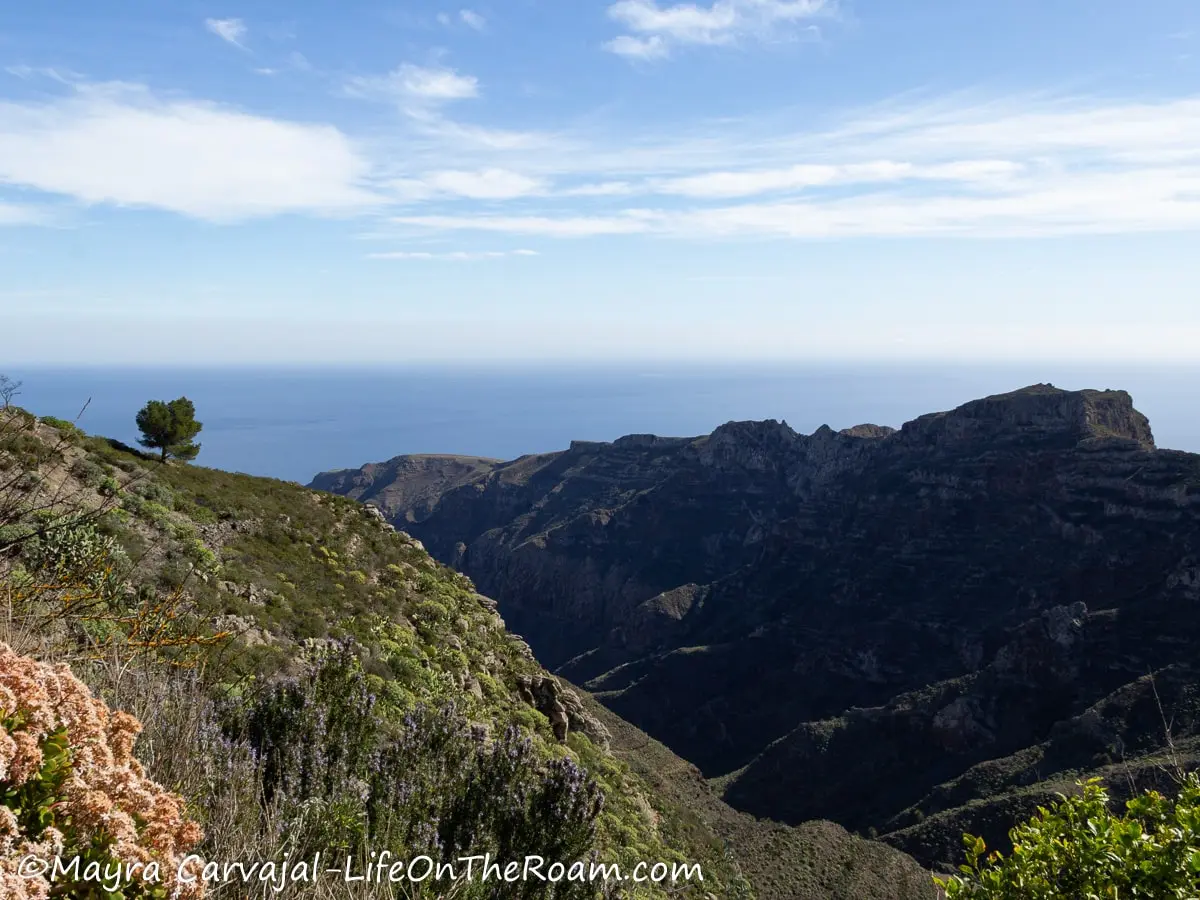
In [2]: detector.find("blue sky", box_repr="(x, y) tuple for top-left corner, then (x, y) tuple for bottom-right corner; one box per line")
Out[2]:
(3, 0), (1200, 364)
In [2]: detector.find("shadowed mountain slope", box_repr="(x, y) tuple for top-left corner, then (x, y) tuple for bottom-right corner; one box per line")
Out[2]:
(312, 384), (1200, 866)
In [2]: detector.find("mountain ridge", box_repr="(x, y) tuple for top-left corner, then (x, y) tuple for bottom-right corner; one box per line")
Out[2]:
(311, 383), (1200, 867)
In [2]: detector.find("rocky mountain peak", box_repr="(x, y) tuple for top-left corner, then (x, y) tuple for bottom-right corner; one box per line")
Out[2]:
(897, 383), (1155, 451)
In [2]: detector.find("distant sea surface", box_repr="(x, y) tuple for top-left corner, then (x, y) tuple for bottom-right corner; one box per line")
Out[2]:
(7, 365), (1199, 485)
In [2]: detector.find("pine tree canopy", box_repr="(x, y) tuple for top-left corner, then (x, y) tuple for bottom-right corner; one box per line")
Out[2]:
(135, 397), (202, 462)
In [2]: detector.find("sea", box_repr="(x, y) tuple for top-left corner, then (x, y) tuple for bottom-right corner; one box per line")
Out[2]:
(5, 365), (1198, 485)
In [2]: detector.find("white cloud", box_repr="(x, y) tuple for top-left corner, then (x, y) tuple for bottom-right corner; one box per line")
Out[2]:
(5, 66), (75, 83)
(407, 114), (552, 151)
(392, 213), (656, 237)
(0, 200), (49, 226)
(368, 248), (537, 260)
(562, 181), (638, 196)
(654, 160), (1021, 198)
(382, 91), (1200, 240)
(460, 9), (487, 30)
(345, 63), (478, 104)
(425, 168), (545, 199)
(0, 82), (378, 222)
(8, 71), (1200, 244)
(604, 35), (669, 59)
(205, 18), (248, 49)
(605, 0), (830, 58)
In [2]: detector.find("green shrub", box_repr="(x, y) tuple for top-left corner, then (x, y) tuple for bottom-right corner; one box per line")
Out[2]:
(239, 649), (605, 898)
(134, 479), (175, 505)
(69, 456), (107, 487)
(183, 537), (219, 573)
(138, 500), (173, 529)
(0, 429), (58, 470)
(170, 521), (199, 543)
(937, 776), (1200, 899)
(20, 518), (131, 595)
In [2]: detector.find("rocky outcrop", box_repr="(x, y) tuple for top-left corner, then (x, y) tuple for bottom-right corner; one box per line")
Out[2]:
(312, 384), (1200, 867)
(310, 454), (502, 526)
(518, 674), (612, 748)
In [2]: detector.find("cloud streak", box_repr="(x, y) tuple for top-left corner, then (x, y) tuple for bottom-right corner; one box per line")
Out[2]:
(205, 18), (248, 49)
(344, 63), (479, 104)
(460, 10), (487, 31)
(367, 248), (538, 260)
(7, 68), (1200, 242)
(605, 0), (831, 59)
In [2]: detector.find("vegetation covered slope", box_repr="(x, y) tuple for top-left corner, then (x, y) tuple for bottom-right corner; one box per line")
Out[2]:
(1, 400), (931, 899)
(311, 384), (1200, 869)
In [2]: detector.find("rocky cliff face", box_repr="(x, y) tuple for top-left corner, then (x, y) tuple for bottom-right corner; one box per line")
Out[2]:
(311, 384), (1200, 867)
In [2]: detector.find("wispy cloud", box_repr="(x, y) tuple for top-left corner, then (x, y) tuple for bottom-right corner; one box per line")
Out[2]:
(8, 67), (1200, 243)
(392, 213), (658, 237)
(367, 248), (537, 260)
(459, 9), (487, 31)
(425, 168), (545, 199)
(344, 63), (478, 105)
(0, 201), (50, 226)
(652, 160), (1021, 198)
(0, 82), (377, 222)
(604, 35), (669, 60)
(381, 92), (1200, 240)
(205, 18), (248, 49)
(4, 65), (76, 84)
(605, 0), (831, 59)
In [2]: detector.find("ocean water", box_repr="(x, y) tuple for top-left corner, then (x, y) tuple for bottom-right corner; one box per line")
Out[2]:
(5, 365), (1198, 485)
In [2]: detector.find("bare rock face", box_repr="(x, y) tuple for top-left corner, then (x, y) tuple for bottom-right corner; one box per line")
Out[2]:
(312, 384), (1200, 868)
(517, 674), (612, 748)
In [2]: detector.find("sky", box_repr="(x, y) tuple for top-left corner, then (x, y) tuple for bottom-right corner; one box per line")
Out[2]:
(3, 0), (1200, 364)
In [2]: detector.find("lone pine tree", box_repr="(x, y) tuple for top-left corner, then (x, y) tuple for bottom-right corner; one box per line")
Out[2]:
(136, 397), (202, 463)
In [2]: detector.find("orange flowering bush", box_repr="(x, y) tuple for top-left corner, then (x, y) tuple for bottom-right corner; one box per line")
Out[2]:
(0, 642), (205, 899)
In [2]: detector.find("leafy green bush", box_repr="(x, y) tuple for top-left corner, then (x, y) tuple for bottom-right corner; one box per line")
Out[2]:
(69, 456), (107, 487)
(19, 518), (130, 595)
(182, 538), (219, 574)
(133, 479), (174, 505)
(936, 776), (1200, 899)
(238, 648), (605, 899)
(0, 430), (58, 471)
(137, 500), (173, 530)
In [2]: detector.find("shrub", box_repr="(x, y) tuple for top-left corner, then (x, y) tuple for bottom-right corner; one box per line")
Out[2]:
(122, 491), (146, 515)
(133, 480), (174, 505)
(138, 501), (173, 530)
(239, 648), (605, 899)
(0, 643), (206, 898)
(182, 538), (219, 575)
(936, 776), (1200, 899)
(0, 431), (57, 471)
(170, 521), (199, 543)
(69, 457), (107, 488)
(19, 518), (130, 596)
